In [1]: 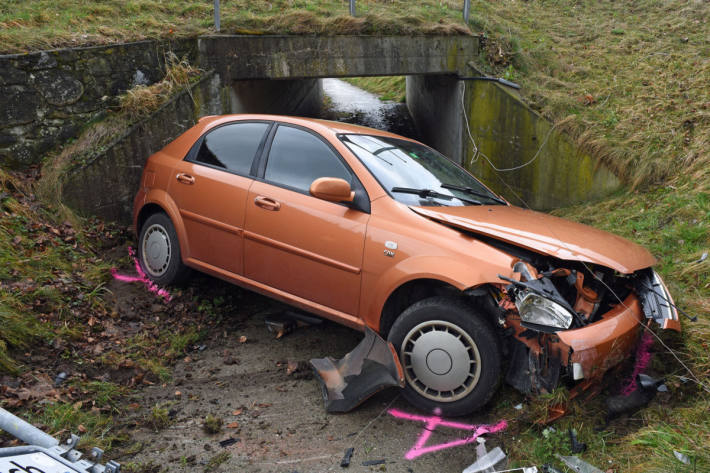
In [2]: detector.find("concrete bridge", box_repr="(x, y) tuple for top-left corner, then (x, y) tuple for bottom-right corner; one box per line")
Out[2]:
(0, 35), (620, 221)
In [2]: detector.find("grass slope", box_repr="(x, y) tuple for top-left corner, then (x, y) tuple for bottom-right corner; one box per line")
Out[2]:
(0, 0), (470, 53)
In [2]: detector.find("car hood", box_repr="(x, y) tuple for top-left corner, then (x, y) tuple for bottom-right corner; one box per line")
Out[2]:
(410, 205), (656, 274)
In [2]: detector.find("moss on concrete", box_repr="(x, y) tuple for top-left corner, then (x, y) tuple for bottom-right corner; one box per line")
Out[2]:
(463, 80), (620, 209)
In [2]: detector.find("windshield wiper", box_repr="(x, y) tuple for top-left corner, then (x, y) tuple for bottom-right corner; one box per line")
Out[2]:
(391, 187), (482, 205)
(440, 183), (507, 205)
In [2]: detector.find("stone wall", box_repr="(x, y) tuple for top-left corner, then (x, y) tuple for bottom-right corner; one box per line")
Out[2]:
(0, 39), (195, 168)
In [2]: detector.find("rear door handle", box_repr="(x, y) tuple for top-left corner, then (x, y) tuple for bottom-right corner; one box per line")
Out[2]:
(254, 195), (281, 211)
(176, 173), (195, 185)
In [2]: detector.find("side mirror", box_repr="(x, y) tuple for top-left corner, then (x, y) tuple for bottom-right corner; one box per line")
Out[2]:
(309, 177), (355, 203)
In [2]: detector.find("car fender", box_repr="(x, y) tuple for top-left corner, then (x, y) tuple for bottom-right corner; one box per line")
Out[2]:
(141, 189), (191, 260)
(362, 255), (514, 330)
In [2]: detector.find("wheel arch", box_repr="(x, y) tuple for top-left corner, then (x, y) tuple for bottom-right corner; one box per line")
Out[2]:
(378, 278), (460, 336)
(136, 190), (189, 261)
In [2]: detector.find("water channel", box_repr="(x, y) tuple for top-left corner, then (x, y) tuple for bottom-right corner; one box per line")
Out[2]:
(321, 78), (419, 140)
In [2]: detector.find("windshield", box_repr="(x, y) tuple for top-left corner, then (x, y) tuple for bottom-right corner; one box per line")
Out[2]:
(339, 134), (503, 207)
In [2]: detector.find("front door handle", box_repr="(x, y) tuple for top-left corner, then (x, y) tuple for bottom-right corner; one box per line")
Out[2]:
(254, 195), (281, 211)
(176, 173), (195, 185)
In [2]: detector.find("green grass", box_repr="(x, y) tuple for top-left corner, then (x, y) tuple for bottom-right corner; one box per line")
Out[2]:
(343, 76), (407, 102)
(0, 0), (471, 53)
(24, 401), (126, 451)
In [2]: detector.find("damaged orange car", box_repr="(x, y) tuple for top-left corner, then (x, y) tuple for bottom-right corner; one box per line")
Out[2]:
(133, 114), (681, 415)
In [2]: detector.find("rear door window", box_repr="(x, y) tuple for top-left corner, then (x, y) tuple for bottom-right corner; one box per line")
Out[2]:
(194, 122), (270, 175)
(264, 125), (352, 193)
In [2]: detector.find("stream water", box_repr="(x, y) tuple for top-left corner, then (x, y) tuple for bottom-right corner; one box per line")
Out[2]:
(321, 78), (419, 139)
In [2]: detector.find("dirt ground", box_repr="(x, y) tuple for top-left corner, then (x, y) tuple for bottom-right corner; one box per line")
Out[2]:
(117, 276), (508, 473)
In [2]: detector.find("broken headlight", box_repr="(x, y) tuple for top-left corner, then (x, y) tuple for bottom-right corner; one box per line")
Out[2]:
(516, 292), (574, 330)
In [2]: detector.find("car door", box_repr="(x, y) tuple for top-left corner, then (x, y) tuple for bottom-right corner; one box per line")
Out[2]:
(244, 124), (370, 316)
(168, 121), (271, 275)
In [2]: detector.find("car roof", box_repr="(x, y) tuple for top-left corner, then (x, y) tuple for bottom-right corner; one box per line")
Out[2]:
(195, 114), (416, 141)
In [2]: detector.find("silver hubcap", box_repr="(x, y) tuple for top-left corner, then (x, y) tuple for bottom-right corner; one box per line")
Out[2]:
(142, 223), (171, 277)
(401, 320), (481, 402)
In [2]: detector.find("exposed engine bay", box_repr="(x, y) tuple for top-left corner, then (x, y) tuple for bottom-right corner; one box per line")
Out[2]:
(483, 239), (680, 396)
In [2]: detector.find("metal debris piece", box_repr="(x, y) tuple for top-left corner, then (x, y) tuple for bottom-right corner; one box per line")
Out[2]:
(0, 407), (120, 473)
(310, 328), (404, 413)
(568, 429), (587, 454)
(462, 446), (507, 473)
(673, 450), (690, 464)
(361, 459), (385, 466)
(54, 372), (67, 387)
(340, 447), (354, 468)
(555, 454), (604, 473)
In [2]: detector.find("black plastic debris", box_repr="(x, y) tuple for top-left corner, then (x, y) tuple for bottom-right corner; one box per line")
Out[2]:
(54, 372), (67, 387)
(606, 374), (664, 422)
(568, 429), (587, 454)
(310, 328), (404, 413)
(340, 447), (354, 468)
(361, 459), (385, 466)
(266, 310), (322, 339)
(219, 438), (239, 448)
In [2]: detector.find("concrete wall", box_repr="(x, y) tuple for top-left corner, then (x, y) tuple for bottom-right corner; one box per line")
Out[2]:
(406, 74), (464, 164)
(230, 79), (323, 117)
(462, 80), (621, 209)
(0, 40), (196, 168)
(61, 73), (227, 222)
(198, 35), (478, 80)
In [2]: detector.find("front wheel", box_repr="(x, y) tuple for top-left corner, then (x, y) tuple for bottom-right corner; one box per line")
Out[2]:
(387, 297), (501, 416)
(137, 212), (191, 286)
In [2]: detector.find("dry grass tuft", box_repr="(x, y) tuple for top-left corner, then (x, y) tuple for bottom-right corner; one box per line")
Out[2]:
(119, 53), (200, 120)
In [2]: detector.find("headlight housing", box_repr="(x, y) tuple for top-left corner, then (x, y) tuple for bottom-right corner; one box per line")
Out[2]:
(515, 291), (574, 331)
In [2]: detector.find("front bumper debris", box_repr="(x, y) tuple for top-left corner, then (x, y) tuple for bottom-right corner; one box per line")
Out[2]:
(310, 327), (405, 413)
(506, 294), (645, 395)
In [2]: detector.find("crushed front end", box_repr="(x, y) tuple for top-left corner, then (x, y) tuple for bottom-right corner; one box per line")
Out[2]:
(494, 260), (681, 396)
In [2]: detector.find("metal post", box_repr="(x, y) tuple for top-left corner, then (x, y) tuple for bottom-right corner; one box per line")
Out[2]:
(0, 407), (59, 449)
(463, 0), (470, 24)
(350, 0), (356, 17)
(214, 0), (221, 32)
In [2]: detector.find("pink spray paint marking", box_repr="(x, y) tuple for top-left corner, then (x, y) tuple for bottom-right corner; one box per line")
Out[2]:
(388, 408), (507, 460)
(621, 331), (654, 396)
(111, 247), (172, 301)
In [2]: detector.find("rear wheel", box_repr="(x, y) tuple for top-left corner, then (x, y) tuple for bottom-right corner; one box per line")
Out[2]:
(138, 212), (190, 286)
(387, 297), (501, 416)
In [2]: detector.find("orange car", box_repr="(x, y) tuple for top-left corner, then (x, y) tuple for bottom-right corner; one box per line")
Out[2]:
(133, 114), (680, 415)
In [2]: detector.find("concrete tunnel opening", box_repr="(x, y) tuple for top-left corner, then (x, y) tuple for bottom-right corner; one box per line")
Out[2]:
(205, 74), (467, 168)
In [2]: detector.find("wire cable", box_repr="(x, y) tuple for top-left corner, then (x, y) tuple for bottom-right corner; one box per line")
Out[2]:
(460, 82), (557, 172)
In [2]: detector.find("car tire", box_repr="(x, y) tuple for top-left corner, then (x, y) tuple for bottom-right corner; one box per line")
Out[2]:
(387, 297), (501, 416)
(137, 212), (191, 286)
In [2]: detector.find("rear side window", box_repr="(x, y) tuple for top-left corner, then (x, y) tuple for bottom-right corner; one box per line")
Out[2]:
(265, 125), (351, 192)
(194, 122), (269, 175)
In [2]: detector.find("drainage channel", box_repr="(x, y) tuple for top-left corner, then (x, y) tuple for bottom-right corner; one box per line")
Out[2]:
(321, 78), (419, 140)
